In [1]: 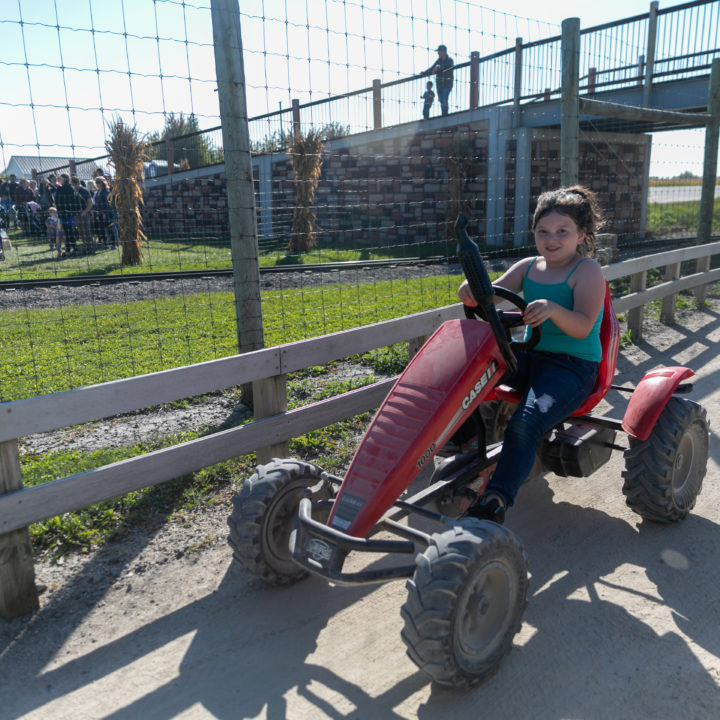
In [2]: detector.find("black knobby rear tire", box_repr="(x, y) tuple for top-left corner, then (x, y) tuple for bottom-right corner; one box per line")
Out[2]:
(227, 459), (332, 585)
(622, 397), (709, 523)
(400, 520), (528, 687)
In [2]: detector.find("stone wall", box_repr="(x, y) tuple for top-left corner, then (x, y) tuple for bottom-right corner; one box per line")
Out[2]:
(140, 118), (650, 249)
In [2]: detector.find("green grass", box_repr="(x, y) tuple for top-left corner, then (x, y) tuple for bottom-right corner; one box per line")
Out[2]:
(23, 432), (251, 558)
(0, 272), (464, 401)
(0, 231), (234, 281)
(1, 228), (456, 281)
(646, 199), (720, 237)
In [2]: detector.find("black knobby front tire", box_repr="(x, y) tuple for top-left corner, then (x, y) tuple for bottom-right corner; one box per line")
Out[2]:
(227, 459), (332, 585)
(622, 397), (709, 523)
(400, 520), (528, 687)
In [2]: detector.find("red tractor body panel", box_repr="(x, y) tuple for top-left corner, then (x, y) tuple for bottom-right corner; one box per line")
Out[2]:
(328, 319), (507, 538)
(622, 366), (694, 440)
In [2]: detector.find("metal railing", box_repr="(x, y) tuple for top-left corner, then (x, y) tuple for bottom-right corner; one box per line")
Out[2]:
(30, 2), (719, 180)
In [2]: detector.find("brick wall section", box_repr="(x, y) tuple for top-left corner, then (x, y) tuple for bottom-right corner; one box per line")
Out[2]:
(141, 123), (648, 247)
(530, 129), (650, 241)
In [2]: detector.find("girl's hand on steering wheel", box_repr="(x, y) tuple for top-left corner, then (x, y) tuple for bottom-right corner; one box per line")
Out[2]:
(522, 299), (557, 328)
(458, 280), (477, 306)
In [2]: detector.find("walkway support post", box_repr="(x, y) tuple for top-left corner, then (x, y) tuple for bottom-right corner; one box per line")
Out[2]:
(513, 37), (523, 127)
(292, 99), (301, 136)
(695, 57), (720, 305)
(373, 79), (382, 130)
(470, 51), (480, 110)
(642, 1), (659, 107)
(561, 17), (580, 186)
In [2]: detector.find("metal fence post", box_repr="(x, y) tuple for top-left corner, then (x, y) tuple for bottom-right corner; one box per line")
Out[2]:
(470, 51), (480, 110)
(642, 1), (658, 106)
(561, 17), (580, 186)
(695, 57), (720, 305)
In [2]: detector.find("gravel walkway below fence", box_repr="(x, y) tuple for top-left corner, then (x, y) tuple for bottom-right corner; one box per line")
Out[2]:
(0, 261), (468, 312)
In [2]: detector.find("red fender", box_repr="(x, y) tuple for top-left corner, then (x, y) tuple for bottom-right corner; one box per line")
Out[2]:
(622, 366), (694, 441)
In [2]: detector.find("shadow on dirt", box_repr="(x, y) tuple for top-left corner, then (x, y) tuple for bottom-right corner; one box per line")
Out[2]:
(2, 303), (720, 718)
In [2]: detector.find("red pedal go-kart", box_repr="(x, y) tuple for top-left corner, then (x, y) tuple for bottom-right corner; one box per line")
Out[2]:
(228, 216), (709, 687)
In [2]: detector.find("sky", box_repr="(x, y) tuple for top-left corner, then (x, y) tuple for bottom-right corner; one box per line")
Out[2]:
(0, 0), (715, 177)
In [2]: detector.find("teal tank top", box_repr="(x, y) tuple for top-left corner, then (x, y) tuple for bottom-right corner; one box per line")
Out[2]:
(523, 257), (602, 362)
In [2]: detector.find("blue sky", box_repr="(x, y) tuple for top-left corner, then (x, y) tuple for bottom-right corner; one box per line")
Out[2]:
(0, 0), (713, 176)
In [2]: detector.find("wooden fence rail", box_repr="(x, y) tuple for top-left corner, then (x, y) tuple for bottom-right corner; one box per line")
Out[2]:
(1, 242), (719, 617)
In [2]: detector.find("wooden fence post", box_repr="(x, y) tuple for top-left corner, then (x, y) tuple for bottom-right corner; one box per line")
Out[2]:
(661, 262), (680, 323)
(628, 270), (647, 340)
(0, 439), (38, 619)
(588, 67), (596, 94)
(408, 335), (430, 361)
(561, 17), (580, 187)
(211, 0), (265, 411)
(253, 376), (289, 464)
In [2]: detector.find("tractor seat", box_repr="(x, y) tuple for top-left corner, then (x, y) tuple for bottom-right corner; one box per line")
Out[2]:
(494, 282), (619, 417)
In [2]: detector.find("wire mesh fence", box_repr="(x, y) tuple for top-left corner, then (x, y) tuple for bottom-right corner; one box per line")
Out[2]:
(0, 0), (718, 410)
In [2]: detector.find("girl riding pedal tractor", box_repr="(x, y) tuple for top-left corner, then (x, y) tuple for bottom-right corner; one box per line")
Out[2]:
(457, 185), (607, 523)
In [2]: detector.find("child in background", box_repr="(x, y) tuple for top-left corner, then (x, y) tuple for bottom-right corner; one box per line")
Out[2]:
(457, 185), (607, 523)
(421, 81), (435, 119)
(46, 206), (64, 258)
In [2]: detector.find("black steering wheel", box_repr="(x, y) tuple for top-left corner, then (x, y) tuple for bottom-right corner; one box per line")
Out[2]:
(454, 214), (541, 374)
(462, 286), (541, 352)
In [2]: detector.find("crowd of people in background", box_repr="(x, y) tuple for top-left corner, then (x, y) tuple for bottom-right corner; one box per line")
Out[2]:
(0, 169), (118, 258)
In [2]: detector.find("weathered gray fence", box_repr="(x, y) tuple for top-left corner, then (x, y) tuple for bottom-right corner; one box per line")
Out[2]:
(1, 243), (719, 618)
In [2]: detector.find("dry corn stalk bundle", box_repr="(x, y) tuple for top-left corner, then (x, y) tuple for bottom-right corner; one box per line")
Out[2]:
(445, 135), (473, 239)
(288, 128), (324, 253)
(106, 118), (147, 266)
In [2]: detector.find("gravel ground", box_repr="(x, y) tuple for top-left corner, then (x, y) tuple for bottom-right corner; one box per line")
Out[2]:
(0, 261), (463, 311)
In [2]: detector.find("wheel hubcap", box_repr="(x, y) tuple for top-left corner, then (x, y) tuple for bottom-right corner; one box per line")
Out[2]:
(459, 561), (514, 654)
(672, 431), (696, 506)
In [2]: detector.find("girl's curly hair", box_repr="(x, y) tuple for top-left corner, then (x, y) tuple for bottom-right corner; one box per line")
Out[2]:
(532, 185), (606, 256)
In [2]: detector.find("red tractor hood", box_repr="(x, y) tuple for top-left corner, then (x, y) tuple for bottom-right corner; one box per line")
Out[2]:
(328, 318), (507, 538)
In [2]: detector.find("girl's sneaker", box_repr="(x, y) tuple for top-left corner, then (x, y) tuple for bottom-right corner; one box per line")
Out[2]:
(465, 493), (506, 524)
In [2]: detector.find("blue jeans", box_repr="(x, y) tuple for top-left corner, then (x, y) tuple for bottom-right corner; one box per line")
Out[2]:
(437, 86), (451, 115)
(486, 350), (599, 506)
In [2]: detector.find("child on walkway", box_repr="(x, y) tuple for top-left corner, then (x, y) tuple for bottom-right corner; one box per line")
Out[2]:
(421, 81), (435, 119)
(45, 206), (64, 258)
(457, 185), (607, 523)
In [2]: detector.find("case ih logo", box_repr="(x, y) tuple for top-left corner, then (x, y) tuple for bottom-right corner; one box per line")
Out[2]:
(461, 361), (498, 410)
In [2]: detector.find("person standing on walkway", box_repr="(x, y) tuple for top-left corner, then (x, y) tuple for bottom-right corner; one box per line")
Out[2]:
(421, 80), (435, 119)
(423, 44), (454, 116)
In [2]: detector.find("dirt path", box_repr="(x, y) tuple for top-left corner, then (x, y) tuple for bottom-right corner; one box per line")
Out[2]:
(2, 303), (720, 719)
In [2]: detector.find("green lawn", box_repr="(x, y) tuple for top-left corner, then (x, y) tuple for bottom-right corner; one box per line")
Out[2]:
(1, 228), (456, 281)
(646, 199), (720, 237)
(0, 272), (464, 401)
